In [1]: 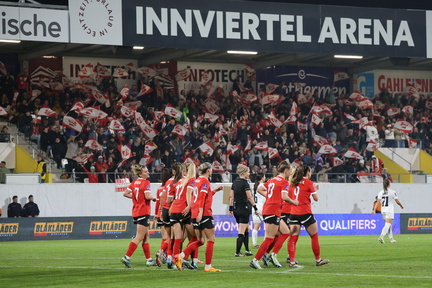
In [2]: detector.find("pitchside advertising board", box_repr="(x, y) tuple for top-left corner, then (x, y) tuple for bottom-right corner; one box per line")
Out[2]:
(0, 216), (161, 241)
(257, 66), (349, 99)
(400, 213), (432, 234)
(353, 70), (432, 98)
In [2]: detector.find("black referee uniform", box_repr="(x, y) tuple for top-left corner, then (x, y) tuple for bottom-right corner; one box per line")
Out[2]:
(231, 177), (253, 255)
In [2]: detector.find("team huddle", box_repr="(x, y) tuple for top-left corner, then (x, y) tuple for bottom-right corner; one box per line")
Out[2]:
(119, 159), (332, 271)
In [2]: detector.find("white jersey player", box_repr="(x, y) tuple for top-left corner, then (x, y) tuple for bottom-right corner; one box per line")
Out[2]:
(373, 179), (404, 244)
(251, 174), (267, 248)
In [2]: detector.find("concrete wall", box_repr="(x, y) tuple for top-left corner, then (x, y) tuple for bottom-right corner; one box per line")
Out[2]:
(1, 182), (429, 218)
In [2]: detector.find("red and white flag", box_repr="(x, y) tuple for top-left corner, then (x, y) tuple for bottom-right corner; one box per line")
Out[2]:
(268, 147), (280, 159)
(93, 63), (111, 79)
(310, 103), (332, 116)
(404, 85), (419, 98)
(284, 115), (297, 124)
(152, 110), (165, 121)
(124, 100), (142, 108)
(198, 141), (214, 155)
(85, 138), (103, 151)
(113, 66), (129, 78)
(62, 116), (83, 132)
(120, 85), (129, 100)
(318, 145), (337, 155)
(164, 103), (182, 118)
(172, 124), (188, 139)
(266, 83), (278, 94)
(344, 147), (363, 159)
(120, 105), (136, 118)
(71, 101), (85, 112)
(144, 142), (158, 154)
(73, 153), (93, 164)
(108, 119), (126, 132)
(297, 121), (307, 133)
(334, 71), (349, 82)
(261, 94), (280, 105)
(78, 63), (93, 79)
(254, 141), (268, 151)
(38, 106), (56, 117)
(30, 89), (41, 102)
(313, 135), (331, 147)
(349, 91), (364, 102)
(311, 113), (322, 126)
(226, 144), (240, 155)
(244, 136), (252, 152)
(290, 101), (299, 115)
(387, 107), (400, 117)
(125, 62), (136, 71)
(139, 155), (153, 166)
(204, 99), (220, 114)
(136, 66), (157, 77)
(402, 105), (414, 115)
(238, 91), (257, 104)
(244, 63), (255, 78)
(211, 161), (225, 173)
(374, 101), (386, 110)
(406, 135), (418, 148)
(62, 74), (74, 88)
(175, 68), (191, 82)
(50, 82), (63, 92)
(344, 113), (358, 123)
(394, 120), (413, 134)
(330, 156), (344, 167)
(366, 141), (379, 152)
(90, 88), (108, 104)
(79, 107), (107, 119)
(0, 106), (8, 116)
(138, 122), (158, 139)
(200, 70), (212, 84)
(357, 99), (373, 110)
(297, 93), (313, 105)
(119, 145), (132, 160)
(204, 113), (219, 123)
(137, 84), (153, 96)
(358, 117), (371, 130)
(267, 112), (283, 128)
(0, 61), (7, 75)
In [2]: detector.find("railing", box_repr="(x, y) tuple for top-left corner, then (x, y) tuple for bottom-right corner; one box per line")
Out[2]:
(0, 171), (424, 184)
(383, 147), (413, 173)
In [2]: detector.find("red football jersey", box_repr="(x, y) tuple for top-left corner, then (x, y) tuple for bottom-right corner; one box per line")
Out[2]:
(289, 178), (316, 215)
(127, 178), (152, 217)
(191, 176), (213, 218)
(262, 175), (289, 217)
(162, 177), (175, 209)
(155, 185), (165, 217)
(171, 178), (195, 213)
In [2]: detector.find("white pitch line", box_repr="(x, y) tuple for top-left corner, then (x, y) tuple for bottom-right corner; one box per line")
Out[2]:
(0, 265), (431, 279)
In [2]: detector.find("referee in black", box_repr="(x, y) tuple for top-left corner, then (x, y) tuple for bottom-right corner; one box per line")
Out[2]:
(229, 164), (258, 257)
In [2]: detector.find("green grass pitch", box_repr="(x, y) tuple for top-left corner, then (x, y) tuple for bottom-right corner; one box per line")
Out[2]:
(1, 235), (431, 287)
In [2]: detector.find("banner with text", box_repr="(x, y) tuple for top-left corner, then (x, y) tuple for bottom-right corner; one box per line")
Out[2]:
(122, 0), (427, 58)
(400, 213), (432, 234)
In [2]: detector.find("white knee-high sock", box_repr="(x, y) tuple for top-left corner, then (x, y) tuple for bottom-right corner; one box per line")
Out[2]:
(252, 229), (258, 246)
(388, 224), (393, 239)
(380, 223), (391, 238)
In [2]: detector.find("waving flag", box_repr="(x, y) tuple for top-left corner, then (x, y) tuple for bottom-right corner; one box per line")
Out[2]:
(254, 141), (268, 151)
(394, 120), (413, 134)
(244, 136), (252, 152)
(311, 114), (322, 126)
(406, 135), (418, 148)
(30, 89), (41, 102)
(85, 138), (103, 151)
(404, 85), (419, 98)
(297, 93), (313, 105)
(94, 63), (111, 79)
(113, 66), (129, 78)
(344, 147), (363, 159)
(268, 147), (280, 159)
(238, 91), (257, 104)
(204, 113), (219, 123)
(62, 116), (83, 132)
(358, 117), (371, 130)
(267, 112), (283, 128)
(0, 106), (8, 116)
(290, 102), (299, 115)
(172, 124), (188, 139)
(349, 91), (364, 102)
(330, 156), (344, 167)
(374, 101), (386, 110)
(50, 82), (63, 92)
(79, 107), (107, 119)
(261, 94), (280, 105)
(344, 113), (358, 123)
(334, 71), (349, 82)
(402, 105), (414, 115)
(125, 62), (136, 71)
(357, 99), (373, 110)
(198, 141), (214, 155)
(120, 85), (129, 100)
(204, 99), (220, 114)
(318, 145), (337, 155)
(144, 142), (158, 154)
(38, 107), (56, 117)
(211, 161), (225, 173)
(164, 103), (182, 118)
(284, 115), (297, 124)
(175, 68), (191, 82)
(387, 107), (400, 117)
(0, 61), (7, 75)
(71, 101), (85, 112)
(310, 103), (332, 116)
(244, 63), (255, 78)
(313, 135), (331, 147)
(139, 122), (158, 139)
(120, 105), (136, 118)
(137, 84), (153, 96)
(366, 141), (379, 152)
(297, 121), (307, 133)
(119, 145), (132, 160)
(136, 66), (157, 77)
(139, 155), (153, 166)
(90, 87), (108, 104)
(78, 63), (93, 79)
(226, 144), (240, 155)
(266, 83), (278, 94)
(108, 119), (126, 132)
(73, 153), (93, 164)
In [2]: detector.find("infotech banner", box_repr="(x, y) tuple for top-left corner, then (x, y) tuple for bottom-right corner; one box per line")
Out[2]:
(122, 0), (427, 58)
(256, 66), (349, 99)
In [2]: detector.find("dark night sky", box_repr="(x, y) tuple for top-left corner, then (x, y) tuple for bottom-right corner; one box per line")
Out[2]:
(16, 0), (432, 10)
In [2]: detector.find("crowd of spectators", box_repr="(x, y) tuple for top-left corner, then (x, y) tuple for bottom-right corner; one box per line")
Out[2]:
(1, 67), (431, 183)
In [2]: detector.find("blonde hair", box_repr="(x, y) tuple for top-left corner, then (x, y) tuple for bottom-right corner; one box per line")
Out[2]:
(182, 163), (196, 188)
(198, 162), (212, 175)
(236, 164), (249, 176)
(132, 164), (144, 177)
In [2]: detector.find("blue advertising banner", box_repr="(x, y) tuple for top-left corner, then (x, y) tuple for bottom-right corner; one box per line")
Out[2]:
(214, 214), (400, 237)
(354, 72), (375, 98)
(256, 66), (350, 99)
